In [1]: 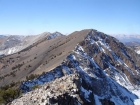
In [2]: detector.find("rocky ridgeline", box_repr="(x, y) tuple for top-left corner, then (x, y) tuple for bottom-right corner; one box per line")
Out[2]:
(11, 74), (94, 105)
(10, 29), (140, 105)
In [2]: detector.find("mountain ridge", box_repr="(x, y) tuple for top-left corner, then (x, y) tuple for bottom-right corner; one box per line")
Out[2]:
(0, 29), (140, 105)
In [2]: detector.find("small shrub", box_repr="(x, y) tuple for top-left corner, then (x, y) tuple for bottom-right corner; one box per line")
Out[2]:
(28, 65), (31, 67)
(41, 72), (46, 75)
(26, 74), (39, 80)
(32, 85), (39, 90)
(12, 64), (23, 70)
(57, 52), (62, 56)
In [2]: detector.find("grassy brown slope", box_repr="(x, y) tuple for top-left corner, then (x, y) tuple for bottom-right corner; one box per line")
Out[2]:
(0, 29), (92, 86)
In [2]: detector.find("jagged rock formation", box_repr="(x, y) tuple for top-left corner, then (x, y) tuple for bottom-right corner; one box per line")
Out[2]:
(13, 29), (140, 105)
(11, 74), (95, 105)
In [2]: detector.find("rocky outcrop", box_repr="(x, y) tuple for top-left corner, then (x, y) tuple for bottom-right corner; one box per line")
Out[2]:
(11, 74), (92, 105)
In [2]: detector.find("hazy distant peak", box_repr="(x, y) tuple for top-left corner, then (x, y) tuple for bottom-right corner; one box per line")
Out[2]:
(111, 34), (140, 38)
(52, 31), (64, 35)
(110, 34), (140, 44)
(46, 31), (64, 40)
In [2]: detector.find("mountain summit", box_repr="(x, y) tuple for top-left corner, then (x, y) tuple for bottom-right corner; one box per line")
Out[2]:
(0, 29), (140, 105)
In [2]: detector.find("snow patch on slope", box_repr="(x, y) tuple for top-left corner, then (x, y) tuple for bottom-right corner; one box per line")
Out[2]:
(94, 95), (102, 105)
(136, 50), (140, 54)
(80, 86), (92, 102)
(132, 90), (140, 105)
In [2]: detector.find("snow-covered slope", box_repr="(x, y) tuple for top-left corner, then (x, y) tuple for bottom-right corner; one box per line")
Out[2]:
(132, 90), (140, 105)
(136, 50), (140, 54)
(12, 29), (140, 105)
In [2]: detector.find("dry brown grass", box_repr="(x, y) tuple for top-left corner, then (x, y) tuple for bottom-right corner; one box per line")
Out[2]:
(0, 29), (92, 86)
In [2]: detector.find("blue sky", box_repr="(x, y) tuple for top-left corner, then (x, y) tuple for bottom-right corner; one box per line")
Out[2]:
(0, 0), (140, 35)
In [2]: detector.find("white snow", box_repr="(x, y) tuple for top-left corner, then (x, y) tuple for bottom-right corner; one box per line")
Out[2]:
(71, 54), (76, 60)
(136, 50), (140, 54)
(20, 69), (64, 92)
(77, 101), (82, 105)
(80, 86), (92, 102)
(47, 32), (62, 40)
(132, 90), (140, 105)
(94, 95), (102, 105)
(62, 65), (71, 74)
(111, 51), (134, 75)
(86, 33), (111, 53)
(118, 58), (134, 75)
(98, 40), (112, 51)
(76, 46), (100, 69)
(88, 33), (131, 67)
(77, 45), (84, 52)
(86, 34), (95, 44)
(107, 60), (136, 91)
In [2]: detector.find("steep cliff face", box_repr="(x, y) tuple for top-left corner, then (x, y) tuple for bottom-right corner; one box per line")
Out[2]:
(14, 29), (140, 105)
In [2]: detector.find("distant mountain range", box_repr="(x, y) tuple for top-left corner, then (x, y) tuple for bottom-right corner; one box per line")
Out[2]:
(111, 34), (140, 42)
(0, 32), (64, 56)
